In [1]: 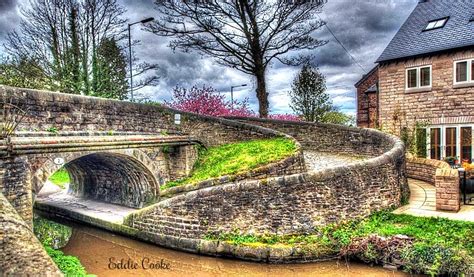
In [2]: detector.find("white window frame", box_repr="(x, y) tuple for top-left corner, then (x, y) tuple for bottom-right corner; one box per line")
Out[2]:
(427, 124), (474, 162)
(405, 65), (432, 91)
(424, 17), (449, 31)
(453, 59), (474, 85)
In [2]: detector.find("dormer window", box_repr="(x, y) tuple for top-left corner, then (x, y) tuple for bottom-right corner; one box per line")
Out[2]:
(424, 17), (449, 31)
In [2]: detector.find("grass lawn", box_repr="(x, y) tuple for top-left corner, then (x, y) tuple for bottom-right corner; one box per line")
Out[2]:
(161, 137), (297, 190)
(48, 168), (70, 189)
(205, 211), (474, 275)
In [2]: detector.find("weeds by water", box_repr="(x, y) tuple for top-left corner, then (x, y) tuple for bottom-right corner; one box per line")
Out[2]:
(205, 211), (474, 275)
(33, 216), (91, 276)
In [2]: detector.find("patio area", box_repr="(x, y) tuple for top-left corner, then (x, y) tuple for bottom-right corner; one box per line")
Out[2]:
(393, 178), (474, 222)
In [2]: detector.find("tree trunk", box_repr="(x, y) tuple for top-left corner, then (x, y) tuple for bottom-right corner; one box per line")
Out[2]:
(255, 68), (268, 118)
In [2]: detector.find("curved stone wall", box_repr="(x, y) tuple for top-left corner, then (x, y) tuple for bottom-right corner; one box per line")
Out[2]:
(406, 154), (460, 211)
(225, 117), (395, 156)
(125, 119), (407, 244)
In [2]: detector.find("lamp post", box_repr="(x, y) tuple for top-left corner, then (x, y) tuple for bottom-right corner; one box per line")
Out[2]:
(230, 84), (247, 110)
(128, 17), (154, 102)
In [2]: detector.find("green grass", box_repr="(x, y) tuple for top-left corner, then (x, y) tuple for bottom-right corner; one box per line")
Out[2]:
(161, 137), (297, 190)
(33, 216), (91, 276)
(48, 168), (70, 189)
(44, 246), (91, 276)
(205, 211), (474, 275)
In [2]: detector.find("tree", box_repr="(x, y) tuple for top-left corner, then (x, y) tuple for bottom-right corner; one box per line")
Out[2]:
(321, 111), (355, 126)
(289, 64), (333, 122)
(4, 0), (157, 98)
(94, 37), (128, 99)
(0, 57), (50, 90)
(166, 85), (254, 117)
(148, 0), (327, 117)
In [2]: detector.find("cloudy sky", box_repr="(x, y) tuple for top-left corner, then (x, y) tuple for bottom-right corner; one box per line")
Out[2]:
(0, 0), (418, 116)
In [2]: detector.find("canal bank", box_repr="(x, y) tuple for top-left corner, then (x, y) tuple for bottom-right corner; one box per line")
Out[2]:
(38, 214), (410, 277)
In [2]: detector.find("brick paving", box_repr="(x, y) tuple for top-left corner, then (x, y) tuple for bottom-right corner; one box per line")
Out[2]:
(393, 178), (474, 222)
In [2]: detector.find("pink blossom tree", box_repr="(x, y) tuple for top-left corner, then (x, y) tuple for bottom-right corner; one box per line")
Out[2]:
(166, 85), (255, 117)
(166, 85), (301, 121)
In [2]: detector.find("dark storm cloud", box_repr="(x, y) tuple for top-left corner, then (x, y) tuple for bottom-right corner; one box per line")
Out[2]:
(0, 0), (19, 42)
(0, 0), (17, 11)
(0, 0), (420, 115)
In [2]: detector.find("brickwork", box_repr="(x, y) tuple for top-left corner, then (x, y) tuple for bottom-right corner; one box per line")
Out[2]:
(355, 66), (379, 128)
(406, 155), (460, 212)
(378, 49), (474, 132)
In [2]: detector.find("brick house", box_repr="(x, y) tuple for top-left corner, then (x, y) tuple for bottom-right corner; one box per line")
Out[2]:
(356, 0), (474, 162)
(355, 66), (378, 128)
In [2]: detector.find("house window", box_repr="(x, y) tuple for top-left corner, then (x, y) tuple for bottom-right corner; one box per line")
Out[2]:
(445, 127), (457, 158)
(461, 127), (472, 163)
(406, 65), (432, 91)
(407, 69), (417, 88)
(427, 125), (474, 163)
(454, 59), (474, 85)
(424, 17), (449, 31)
(430, 128), (441, 160)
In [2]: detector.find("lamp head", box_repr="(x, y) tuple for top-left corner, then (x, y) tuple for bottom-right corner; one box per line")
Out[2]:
(141, 17), (154, 24)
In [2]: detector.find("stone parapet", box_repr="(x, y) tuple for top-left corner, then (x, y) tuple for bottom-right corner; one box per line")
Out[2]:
(406, 154), (460, 212)
(126, 119), (407, 241)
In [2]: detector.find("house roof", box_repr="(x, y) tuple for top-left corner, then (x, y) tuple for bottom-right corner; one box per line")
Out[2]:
(376, 0), (474, 63)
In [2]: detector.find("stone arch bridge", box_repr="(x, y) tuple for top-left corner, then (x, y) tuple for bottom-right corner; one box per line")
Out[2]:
(0, 85), (407, 275)
(1, 134), (201, 223)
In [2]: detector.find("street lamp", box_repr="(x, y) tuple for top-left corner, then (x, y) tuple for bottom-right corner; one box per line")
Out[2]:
(128, 17), (154, 102)
(230, 84), (247, 110)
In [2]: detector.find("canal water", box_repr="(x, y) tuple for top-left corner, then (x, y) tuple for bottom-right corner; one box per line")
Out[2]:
(43, 218), (413, 277)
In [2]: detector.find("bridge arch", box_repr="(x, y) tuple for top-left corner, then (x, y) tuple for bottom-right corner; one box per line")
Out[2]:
(33, 149), (161, 208)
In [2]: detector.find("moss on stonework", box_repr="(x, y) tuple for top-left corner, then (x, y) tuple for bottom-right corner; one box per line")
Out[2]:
(33, 216), (72, 249)
(33, 216), (91, 276)
(161, 137), (296, 190)
(204, 211), (474, 275)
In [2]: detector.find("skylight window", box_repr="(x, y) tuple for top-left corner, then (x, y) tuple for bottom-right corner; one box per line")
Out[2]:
(424, 17), (449, 31)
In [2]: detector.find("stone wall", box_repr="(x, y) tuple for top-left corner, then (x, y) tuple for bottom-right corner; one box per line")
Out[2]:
(225, 117), (394, 157)
(126, 119), (407, 239)
(0, 193), (61, 276)
(378, 49), (474, 132)
(0, 85), (280, 147)
(406, 155), (460, 211)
